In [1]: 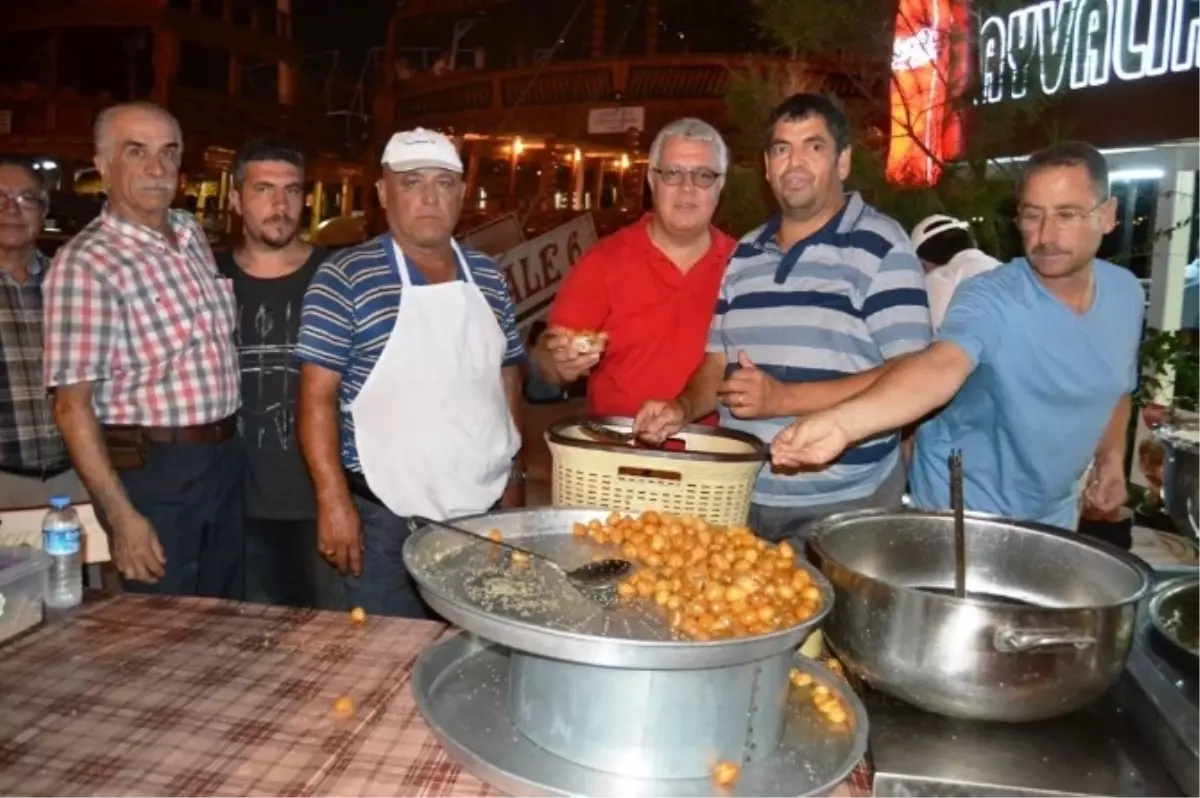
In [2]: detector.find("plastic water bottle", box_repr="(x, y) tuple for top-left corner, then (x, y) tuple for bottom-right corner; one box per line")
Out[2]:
(42, 495), (83, 609)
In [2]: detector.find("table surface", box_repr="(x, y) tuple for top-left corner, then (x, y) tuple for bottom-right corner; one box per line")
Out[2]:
(0, 596), (870, 797)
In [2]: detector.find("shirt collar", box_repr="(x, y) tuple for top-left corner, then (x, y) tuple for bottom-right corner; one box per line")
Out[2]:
(0, 250), (48, 287)
(752, 191), (864, 283)
(29, 250), (48, 283)
(100, 204), (194, 247)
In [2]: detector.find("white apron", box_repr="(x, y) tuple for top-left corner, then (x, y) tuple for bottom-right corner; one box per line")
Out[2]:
(349, 238), (519, 520)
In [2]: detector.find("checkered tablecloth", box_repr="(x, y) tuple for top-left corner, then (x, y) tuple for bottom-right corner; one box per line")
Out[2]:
(0, 596), (871, 796)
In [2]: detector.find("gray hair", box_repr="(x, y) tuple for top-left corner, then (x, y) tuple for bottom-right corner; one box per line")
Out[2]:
(648, 118), (729, 174)
(93, 101), (183, 158)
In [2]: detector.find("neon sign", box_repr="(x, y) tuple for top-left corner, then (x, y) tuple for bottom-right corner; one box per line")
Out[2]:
(886, 0), (968, 187)
(979, 0), (1200, 104)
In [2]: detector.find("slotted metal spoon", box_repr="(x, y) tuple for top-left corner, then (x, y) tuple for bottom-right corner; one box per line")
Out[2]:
(410, 516), (633, 588)
(579, 420), (637, 445)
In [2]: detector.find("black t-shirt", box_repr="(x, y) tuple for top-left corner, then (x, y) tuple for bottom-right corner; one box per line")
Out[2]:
(217, 247), (326, 520)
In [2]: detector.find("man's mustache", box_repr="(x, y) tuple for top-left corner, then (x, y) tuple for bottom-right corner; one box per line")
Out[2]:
(1032, 244), (1070, 256)
(134, 180), (176, 192)
(782, 168), (814, 185)
(264, 215), (296, 226)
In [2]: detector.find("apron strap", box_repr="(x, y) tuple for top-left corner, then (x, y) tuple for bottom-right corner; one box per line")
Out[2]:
(388, 237), (475, 287)
(387, 239), (414, 288)
(451, 240), (477, 286)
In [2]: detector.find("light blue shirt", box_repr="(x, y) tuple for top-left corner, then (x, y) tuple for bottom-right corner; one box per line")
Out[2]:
(908, 259), (1144, 530)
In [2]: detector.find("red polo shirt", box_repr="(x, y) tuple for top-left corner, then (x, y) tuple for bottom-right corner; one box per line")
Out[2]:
(548, 214), (735, 422)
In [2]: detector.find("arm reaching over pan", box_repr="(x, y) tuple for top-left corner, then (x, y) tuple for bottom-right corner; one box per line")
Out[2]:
(770, 341), (973, 469)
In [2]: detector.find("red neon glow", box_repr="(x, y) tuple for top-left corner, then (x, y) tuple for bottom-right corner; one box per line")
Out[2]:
(886, 0), (968, 187)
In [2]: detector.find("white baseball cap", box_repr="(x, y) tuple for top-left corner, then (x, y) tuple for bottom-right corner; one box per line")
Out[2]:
(380, 128), (463, 173)
(911, 214), (970, 250)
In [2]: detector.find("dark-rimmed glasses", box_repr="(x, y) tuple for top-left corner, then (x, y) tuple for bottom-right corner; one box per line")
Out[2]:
(651, 167), (722, 189)
(0, 192), (45, 212)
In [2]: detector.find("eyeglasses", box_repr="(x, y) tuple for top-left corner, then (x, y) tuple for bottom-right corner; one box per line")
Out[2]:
(652, 167), (722, 189)
(1013, 201), (1105, 231)
(0, 192), (44, 212)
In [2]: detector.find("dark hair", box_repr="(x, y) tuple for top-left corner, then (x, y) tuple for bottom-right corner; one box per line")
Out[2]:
(231, 138), (305, 186)
(917, 227), (975, 267)
(764, 93), (852, 153)
(1019, 141), (1109, 201)
(0, 156), (48, 201)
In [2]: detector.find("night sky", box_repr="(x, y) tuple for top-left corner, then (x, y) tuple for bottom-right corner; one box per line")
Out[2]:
(291, 0), (769, 69)
(292, 0), (396, 64)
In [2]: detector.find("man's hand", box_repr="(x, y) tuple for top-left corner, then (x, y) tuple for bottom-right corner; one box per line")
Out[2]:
(717, 351), (785, 419)
(1084, 454), (1128, 516)
(542, 327), (605, 384)
(771, 411), (853, 469)
(633, 399), (687, 444)
(110, 509), (166, 584)
(318, 495), (363, 577)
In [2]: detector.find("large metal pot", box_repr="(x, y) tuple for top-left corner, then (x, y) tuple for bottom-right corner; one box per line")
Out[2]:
(806, 509), (1152, 722)
(1156, 414), (1199, 539)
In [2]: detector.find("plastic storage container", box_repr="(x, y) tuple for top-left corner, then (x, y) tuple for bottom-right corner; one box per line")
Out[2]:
(0, 547), (51, 645)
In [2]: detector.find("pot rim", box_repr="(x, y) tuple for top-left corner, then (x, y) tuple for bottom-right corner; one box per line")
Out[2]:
(806, 507), (1153, 611)
(545, 414), (768, 462)
(1148, 574), (1199, 662)
(1155, 425), (1200, 454)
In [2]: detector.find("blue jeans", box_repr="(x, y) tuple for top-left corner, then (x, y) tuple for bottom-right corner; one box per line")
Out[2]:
(245, 518), (347, 610)
(343, 496), (436, 619)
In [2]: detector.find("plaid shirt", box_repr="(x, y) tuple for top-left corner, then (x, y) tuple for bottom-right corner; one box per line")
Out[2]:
(0, 251), (67, 470)
(43, 207), (240, 427)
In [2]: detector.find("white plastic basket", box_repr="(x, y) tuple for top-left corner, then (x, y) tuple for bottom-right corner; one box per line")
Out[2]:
(545, 416), (768, 527)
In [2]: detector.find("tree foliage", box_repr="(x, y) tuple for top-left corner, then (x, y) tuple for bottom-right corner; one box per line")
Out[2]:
(716, 0), (1068, 254)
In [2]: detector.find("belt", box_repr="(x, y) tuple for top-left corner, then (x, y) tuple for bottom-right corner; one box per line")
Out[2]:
(0, 463), (71, 480)
(344, 469), (382, 506)
(103, 415), (238, 445)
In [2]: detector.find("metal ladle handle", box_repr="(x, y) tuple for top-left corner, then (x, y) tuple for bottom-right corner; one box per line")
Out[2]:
(949, 450), (966, 599)
(408, 516), (562, 573)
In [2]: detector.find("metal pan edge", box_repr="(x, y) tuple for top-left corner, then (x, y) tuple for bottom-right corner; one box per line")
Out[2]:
(1148, 574), (1200, 669)
(410, 631), (869, 797)
(402, 507), (834, 671)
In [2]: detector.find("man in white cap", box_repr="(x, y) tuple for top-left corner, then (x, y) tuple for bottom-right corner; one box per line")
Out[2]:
(295, 128), (526, 617)
(910, 214), (999, 330)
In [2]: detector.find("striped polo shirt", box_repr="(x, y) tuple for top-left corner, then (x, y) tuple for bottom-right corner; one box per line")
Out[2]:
(295, 233), (526, 472)
(707, 191), (932, 508)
